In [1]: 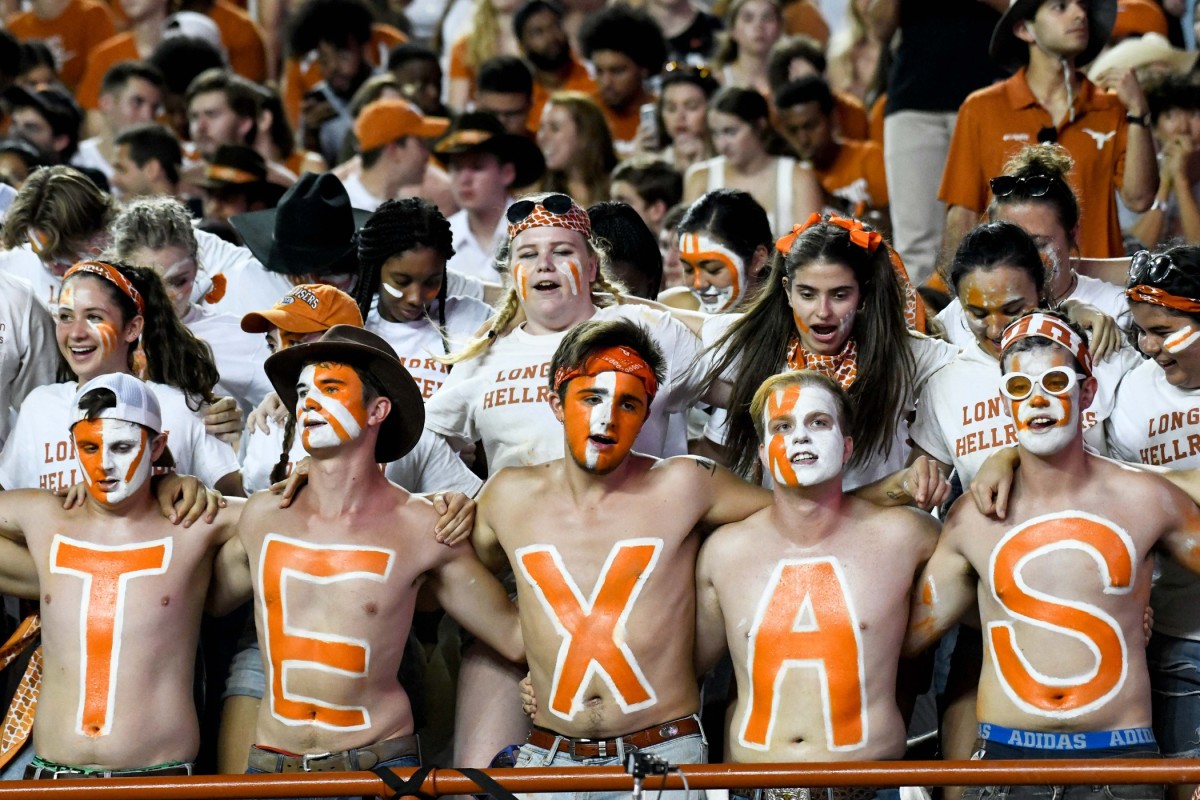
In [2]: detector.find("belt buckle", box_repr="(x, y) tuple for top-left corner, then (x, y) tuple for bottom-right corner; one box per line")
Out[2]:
(301, 751), (335, 772)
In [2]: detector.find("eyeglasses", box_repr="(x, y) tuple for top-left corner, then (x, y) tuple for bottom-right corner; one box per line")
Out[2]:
(1000, 366), (1084, 401)
(663, 61), (713, 79)
(507, 193), (573, 225)
(989, 174), (1055, 199)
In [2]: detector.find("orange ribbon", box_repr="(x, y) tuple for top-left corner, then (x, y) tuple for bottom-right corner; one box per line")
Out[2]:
(775, 213), (883, 255)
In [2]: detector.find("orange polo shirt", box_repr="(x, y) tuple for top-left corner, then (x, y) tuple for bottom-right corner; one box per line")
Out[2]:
(938, 68), (1129, 259)
(208, 0), (267, 82)
(282, 23), (406, 126)
(818, 138), (888, 214)
(8, 0), (117, 90)
(75, 32), (138, 110)
(530, 55), (596, 129)
(594, 90), (652, 152)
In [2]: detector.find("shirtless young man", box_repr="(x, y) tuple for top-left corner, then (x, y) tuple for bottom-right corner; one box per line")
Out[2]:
(906, 311), (1200, 800)
(694, 370), (940, 800)
(0, 373), (239, 779)
(212, 325), (523, 776)
(472, 318), (774, 795)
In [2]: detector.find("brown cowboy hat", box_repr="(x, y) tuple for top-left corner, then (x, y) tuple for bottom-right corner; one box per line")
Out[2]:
(265, 325), (424, 463)
(990, 0), (1117, 74)
(432, 111), (546, 189)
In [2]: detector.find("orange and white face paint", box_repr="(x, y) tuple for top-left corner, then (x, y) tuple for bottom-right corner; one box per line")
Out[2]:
(761, 383), (845, 487)
(72, 419), (151, 505)
(958, 267), (1039, 359)
(739, 557), (867, 751)
(679, 233), (746, 314)
(517, 539), (662, 721)
(258, 533), (394, 730)
(986, 511), (1134, 718)
(561, 371), (649, 474)
(1004, 350), (1080, 457)
(297, 363), (370, 453)
(55, 277), (129, 380)
(50, 535), (172, 737)
(1164, 325), (1200, 354)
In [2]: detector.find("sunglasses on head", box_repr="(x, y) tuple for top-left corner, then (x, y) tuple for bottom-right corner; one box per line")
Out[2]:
(1000, 366), (1083, 401)
(663, 61), (712, 79)
(989, 174), (1055, 199)
(1128, 249), (1191, 288)
(507, 193), (574, 225)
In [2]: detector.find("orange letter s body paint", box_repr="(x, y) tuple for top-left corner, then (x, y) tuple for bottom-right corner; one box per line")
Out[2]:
(987, 511), (1135, 719)
(738, 557), (867, 752)
(517, 538), (662, 721)
(49, 535), (173, 737)
(259, 534), (395, 730)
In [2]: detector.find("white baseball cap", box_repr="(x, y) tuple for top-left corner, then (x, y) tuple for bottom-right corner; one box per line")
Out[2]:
(72, 373), (163, 434)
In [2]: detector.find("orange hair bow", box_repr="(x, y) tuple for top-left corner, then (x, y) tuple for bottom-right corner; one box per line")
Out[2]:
(774, 212), (883, 255)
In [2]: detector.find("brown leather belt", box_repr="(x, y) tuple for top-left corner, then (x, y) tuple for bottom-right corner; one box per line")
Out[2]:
(247, 735), (421, 773)
(24, 762), (193, 779)
(526, 716), (701, 759)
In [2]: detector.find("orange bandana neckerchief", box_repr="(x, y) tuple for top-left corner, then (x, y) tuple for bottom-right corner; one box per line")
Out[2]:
(786, 335), (859, 390)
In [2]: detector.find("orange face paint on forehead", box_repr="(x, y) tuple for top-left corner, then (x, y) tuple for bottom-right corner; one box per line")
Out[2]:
(679, 232), (746, 314)
(562, 372), (647, 474)
(762, 383), (844, 487)
(298, 362), (370, 452)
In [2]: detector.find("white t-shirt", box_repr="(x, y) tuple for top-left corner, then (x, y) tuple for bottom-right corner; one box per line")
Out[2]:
(446, 207), (507, 282)
(70, 137), (114, 180)
(1105, 357), (1200, 641)
(0, 244), (59, 305)
(342, 173), (384, 212)
(909, 338), (1137, 488)
(203, 255), (294, 319)
(937, 274), (1129, 348)
(703, 327), (959, 491)
(182, 304), (274, 415)
(0, 273), (58, 450)
(365, 294), (494, 400)
(424, 304), (707, 471)
(0, 380), (240, 491)
(240, 422), (482, 496)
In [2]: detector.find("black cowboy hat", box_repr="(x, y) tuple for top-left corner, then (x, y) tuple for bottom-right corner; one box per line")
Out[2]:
(990, 0), (1117, 74)
(265, 324), (424, 463)
(432, 111), (546, 189)
(230, 172), (371, 276)
(4, 85), (82, 137)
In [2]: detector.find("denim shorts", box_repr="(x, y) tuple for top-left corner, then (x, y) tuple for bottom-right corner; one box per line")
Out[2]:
(514, 718), (707, 800)
(1147, 632), (1200, 758)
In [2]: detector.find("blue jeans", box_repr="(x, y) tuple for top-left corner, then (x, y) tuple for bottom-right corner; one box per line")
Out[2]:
(514, 720), (707, 800)
(1148, 633), (1200, 758)
(964, 736), (1162, 800)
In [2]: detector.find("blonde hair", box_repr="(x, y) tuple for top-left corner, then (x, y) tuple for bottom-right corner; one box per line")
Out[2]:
(2, 166), (116, 260)
(108, 197), (200, 264)
(465, 0), (502, 72)
(444, 192), (629, 364)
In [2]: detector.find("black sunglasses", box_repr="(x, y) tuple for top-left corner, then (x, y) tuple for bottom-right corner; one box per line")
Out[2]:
(989, 174), (1055, 199)
(1128, 249), (1190, 288)
(507, 193), (574, 225)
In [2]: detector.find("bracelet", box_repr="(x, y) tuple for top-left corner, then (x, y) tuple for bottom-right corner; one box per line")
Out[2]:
(1127, 111), (1151, 127)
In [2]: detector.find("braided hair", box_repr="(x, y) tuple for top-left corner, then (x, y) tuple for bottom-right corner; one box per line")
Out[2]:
(355, 197), (457, 353)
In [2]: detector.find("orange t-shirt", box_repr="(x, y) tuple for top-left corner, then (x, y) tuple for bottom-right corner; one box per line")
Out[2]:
(782, 0), (828, 46)
(208, 0), (267, 82)
(818, 138), (888, 214)
(74, 32), (138, 110)
(833, 91), (868, 142)
(938, 68), (1129, 259)
(7, 0), (118, 90)
(281, 23), (407, 126)
(530, 56), (596, 129)
(594, 91), (649, 151)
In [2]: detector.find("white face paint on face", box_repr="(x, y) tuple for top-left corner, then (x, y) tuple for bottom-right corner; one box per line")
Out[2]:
(73, 418), (152, 505)
(1165, 325), (1200, 354)
(760, 383), (846, 487)
(296, 363), (369, 453)
(679, 233), (747, 314)
(1004, 348), (1080, 457)
(584, 371), (616, 469)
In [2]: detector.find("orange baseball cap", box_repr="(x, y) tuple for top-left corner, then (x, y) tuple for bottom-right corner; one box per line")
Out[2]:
(354, 99), (449, 153)
(240, 284), (364, 334)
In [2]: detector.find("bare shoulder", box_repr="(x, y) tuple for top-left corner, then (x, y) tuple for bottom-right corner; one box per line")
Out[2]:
(657, 453), (721, 480)
(702, 506), (774, 556)
(478, 464), (549, 511)
(939, 491), (991, 544)
(858, 499), (941, 546)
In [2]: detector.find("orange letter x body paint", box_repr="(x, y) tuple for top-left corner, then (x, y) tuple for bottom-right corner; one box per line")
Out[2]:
(517, 538), (662, 721)
(987, 511), (1135, 719)
(259, 534), (394, 730)
(49, 535), (172, 737)
(739, 557), (866, 752)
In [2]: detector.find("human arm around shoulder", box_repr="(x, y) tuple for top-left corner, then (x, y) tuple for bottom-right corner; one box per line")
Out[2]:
(471, 473), (514, 573)
(0, 491), (40, 598)
(853, 452), (951, 510)
(429, 545), (524, 664)
(694, 533), (729, 676)
(690, 456), (772, 527)
(903, 499), (978, 657)
(207, 499), (253, 616)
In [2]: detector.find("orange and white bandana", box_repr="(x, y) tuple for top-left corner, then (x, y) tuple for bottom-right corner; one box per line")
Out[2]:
(65, 261), (145, 316)
(786, 335), (859, 390)
(507, 199), (592, 241)
(1001, 312), (1093, 377)
(554, 345), (659, 399)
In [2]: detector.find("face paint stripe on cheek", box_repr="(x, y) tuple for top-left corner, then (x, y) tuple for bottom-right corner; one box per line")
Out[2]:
(1165, 326), (1200, 354)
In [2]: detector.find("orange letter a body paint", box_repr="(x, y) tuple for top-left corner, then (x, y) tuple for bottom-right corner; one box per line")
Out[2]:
(49, 535), (172, 737)
(517, 539), (662, 721)
(739, 557), (867, 752)
(987, 511), (1135, 719)
(259, 534), (394, 730)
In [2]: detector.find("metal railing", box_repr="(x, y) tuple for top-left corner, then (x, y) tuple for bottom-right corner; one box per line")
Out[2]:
(0, 760), (1198, 799)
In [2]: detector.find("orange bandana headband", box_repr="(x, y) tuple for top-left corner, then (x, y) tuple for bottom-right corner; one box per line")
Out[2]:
(1001, 312), (1093, 377)
(1126, 284), (1200, 314)
(775, 212), (883, 255)
(65, 261), (145, 316)
(553, 345), (659, 400)
(507, 195), (592, 241)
